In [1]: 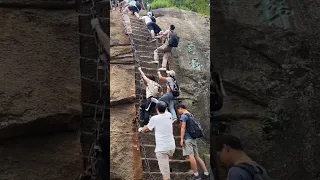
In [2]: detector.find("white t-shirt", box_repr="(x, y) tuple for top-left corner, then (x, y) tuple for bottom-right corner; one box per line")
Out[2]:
(142, 16), (152, 25)
(147, 111), (176, 152)
(128, 0), (136, 6)
(146, 80), (159, 98)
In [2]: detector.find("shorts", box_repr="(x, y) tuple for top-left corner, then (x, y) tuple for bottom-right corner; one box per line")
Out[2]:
(182, 139), (199, 156)
(155, 149), (175, 177)
(146, 22), (162, 34)
(128, 6), (139, 13)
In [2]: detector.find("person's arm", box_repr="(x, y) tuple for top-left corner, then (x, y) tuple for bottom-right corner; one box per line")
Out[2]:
(180, 115), (187, 147)
(138, 67), (150, 84)
(139, 117), (155, 132)
(157, 71), (167, 82)
(156, 30), (168, 38)
(91, 18), (110, 56)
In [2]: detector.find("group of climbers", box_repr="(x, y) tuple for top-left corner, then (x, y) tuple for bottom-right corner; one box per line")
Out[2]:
(127, 8), (210, 180)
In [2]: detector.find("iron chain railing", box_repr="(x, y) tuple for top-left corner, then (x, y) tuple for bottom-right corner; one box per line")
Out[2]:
(78, 0), (108, 179)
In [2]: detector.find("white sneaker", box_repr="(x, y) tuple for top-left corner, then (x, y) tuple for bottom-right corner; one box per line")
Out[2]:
(158, 67), (166, 71)
(151, 61), (159, 64)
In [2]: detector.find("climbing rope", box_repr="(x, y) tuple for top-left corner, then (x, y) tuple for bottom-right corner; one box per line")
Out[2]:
(77, 0), (108, 179)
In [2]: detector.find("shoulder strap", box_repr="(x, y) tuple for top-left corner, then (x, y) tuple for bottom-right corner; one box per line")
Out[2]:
(234, 163), (265, 179)
(234, 163), (255, 179)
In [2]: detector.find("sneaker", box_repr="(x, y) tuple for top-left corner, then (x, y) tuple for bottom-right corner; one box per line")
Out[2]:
(151, 61), (159, 64)
(201, 173), (209, 180)
(158, 67), (166, 71)
(192, 175), (201, 180)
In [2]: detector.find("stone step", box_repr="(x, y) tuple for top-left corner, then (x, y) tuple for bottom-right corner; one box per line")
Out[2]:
(140, 133), (181, 147)
(141, 158), (190, 172)
(135, 44), (157, 51)
(129, 18), (145, 25)
(142, 145), (184, 160)
(142, 172), (193, 180)
(133, 38), (157, 47)
(132, 29), (151, 37)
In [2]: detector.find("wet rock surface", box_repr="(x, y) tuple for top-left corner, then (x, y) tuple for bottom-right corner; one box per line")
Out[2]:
(212, 0), (320, 179)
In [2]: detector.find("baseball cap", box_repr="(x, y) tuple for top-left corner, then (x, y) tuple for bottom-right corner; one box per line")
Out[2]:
(166, 70), (175, 77)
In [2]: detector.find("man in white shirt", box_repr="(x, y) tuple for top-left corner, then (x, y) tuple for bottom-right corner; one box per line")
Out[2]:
(139, 101), (176, 180)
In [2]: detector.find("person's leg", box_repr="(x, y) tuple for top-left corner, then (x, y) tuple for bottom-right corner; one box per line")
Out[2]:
(150, 30), (155, 38)
(183, 140), (201, 179)
(134, 11), (140, 18)
(168, 99), (177, 121)
(158, 92), (171, 103)
(143, 98), (152, 125)
(193, 140), (209, 174)
(156, 152), (171, 180)
(161, 51), (171, 69)
(153, 44), (166, 63)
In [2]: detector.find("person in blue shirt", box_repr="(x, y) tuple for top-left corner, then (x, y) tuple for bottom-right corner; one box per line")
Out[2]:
(177, 104), (209, 180)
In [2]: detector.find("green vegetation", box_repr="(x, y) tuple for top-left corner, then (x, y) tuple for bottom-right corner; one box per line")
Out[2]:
(147, 0), (210, 16)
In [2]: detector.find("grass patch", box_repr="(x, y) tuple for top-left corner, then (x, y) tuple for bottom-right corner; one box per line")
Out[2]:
(149, 0), (209, 16)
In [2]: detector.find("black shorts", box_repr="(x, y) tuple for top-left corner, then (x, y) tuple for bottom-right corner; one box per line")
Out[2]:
(128, 5), (139, 13)
(146, 22), (161, 34)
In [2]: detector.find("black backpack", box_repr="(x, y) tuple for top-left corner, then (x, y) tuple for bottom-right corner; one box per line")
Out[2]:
(168, 31), (179, 47)
(168, 77), (180, 97)
(234, 163), (272, 180)
(185, 113), (204, 139)
(150, 16), (156, 23)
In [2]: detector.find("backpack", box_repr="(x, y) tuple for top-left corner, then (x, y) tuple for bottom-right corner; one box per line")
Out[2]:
(234, 163), (272, 180)
(185, 113), (204, 139)
(168, 77), (180, 97)
(168, 31), (179, 47)
(150, 16), (156, 23)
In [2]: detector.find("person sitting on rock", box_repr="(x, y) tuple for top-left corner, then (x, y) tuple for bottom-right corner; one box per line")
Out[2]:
(152, 24), (177, 71)
(216, 134), (271, 180)
(138, 67), (162, 126)
(138, 101), (176, 180)
(177, 104), (210, 180)
(157, 70), (180, 123)
(124, 0), (141, 18)
(139, 12), (162, 42)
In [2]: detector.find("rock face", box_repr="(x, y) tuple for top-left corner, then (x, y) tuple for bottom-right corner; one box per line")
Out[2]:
(0, 5), (83, 180)
(110, 10), (142, 180)
(0, 132), (83, 180)
(212, 0), (320, 179)
(0, 8), (81, 139)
